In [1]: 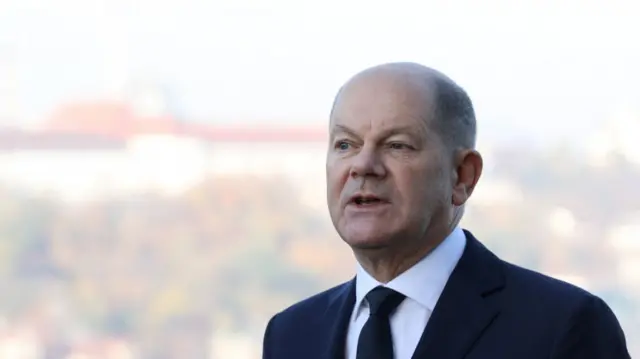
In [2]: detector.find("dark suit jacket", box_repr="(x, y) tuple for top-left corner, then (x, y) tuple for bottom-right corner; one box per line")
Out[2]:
(262, 230), (631, 359)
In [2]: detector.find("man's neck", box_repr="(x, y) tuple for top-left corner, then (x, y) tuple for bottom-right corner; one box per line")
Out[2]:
(354, 225), (455, 283)
(355, 249), (430, 284)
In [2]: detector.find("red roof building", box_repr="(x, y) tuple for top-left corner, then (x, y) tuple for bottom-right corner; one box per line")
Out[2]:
(43, 100), (327, 143)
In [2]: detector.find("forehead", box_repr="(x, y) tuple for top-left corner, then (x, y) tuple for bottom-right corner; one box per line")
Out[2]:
(330, 70), (437, 134)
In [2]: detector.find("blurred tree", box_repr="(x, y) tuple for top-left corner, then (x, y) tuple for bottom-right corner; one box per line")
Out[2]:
(0, 152), (638, 357)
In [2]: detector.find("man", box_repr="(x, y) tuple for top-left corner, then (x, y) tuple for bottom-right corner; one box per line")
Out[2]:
(262, 62), (630, 359)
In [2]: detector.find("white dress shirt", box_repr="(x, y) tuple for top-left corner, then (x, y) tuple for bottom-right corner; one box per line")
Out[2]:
(345, 227), (467, 359)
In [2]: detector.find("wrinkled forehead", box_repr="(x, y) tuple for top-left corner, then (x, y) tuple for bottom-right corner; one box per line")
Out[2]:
(330, 69), (437, 134)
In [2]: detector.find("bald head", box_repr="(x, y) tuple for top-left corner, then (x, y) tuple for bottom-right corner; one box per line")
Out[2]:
(331, 62), (476, 152)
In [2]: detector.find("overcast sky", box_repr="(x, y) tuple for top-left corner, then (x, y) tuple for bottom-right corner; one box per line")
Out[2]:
(1, 0), (639, 148)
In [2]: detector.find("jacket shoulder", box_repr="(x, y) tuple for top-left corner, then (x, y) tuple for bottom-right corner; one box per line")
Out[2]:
(503, 261), (592, 297)
(500, 259), (607, 317)
(263, 281), (353, 358)
(275, 280), (352, 320)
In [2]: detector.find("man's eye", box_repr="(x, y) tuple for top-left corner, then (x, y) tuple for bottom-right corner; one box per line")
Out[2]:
(335, 141), (351, 151)
(389, 142), (412, 150)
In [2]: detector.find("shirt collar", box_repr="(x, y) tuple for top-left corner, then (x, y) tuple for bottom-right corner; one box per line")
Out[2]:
(353, 227), (467, 319)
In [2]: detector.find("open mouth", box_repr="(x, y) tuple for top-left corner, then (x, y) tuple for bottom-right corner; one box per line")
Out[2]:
(350, 195), (385, 206)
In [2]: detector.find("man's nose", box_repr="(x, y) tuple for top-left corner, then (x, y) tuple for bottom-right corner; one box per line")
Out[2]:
(349, 146), (386, 179)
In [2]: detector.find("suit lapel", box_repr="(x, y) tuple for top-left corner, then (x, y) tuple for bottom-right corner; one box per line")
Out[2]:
(322, 278), (356, 359)
(411, 231), (505, 359)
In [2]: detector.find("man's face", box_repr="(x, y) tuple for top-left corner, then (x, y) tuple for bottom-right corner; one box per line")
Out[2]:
(326, 72), (453, 250)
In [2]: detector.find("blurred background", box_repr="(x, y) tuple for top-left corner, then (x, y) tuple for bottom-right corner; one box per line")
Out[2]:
(0, 0), (639, 358)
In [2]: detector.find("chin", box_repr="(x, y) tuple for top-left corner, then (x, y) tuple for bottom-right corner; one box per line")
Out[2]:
(348, 240), (391, 251)
(340, 228), (395, 250)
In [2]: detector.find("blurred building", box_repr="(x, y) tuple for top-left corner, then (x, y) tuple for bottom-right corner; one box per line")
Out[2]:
(0, 100), (327, 206)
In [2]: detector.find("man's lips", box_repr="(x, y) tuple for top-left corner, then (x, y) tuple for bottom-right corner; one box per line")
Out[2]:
(347, 193), (389, 206)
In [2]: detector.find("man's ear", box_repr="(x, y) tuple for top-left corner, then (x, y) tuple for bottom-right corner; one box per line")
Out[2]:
(451, 149), (483, 206)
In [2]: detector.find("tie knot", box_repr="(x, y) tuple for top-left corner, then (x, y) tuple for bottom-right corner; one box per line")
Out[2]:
(365, 286), (406, 317)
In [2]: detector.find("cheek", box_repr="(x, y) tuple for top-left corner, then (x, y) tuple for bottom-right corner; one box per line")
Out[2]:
(414, 168), (450, 205)
(326, 162), (348, 202)
(397, 168), (443, 206)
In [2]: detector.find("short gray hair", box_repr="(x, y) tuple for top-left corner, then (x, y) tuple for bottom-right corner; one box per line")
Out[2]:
(430, 76), (477, 151)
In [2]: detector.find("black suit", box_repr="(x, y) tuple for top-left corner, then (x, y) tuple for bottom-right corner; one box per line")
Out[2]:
(262, 230), (630, 359)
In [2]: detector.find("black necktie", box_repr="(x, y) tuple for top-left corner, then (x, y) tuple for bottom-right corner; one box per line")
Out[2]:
(356, 286), (406, 359)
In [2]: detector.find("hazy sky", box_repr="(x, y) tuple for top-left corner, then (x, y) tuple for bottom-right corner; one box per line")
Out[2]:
(1, 0), (639, 148)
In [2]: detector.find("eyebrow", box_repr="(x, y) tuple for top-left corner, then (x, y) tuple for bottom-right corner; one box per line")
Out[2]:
(330, 124), (361, 139)
(384, 126), (423, 138)
(330, 124), (422, 140)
